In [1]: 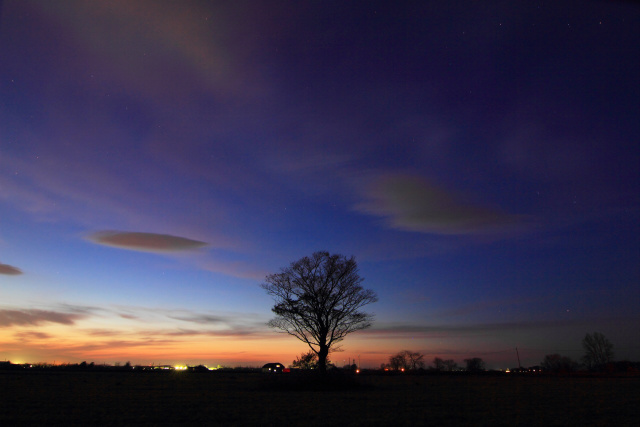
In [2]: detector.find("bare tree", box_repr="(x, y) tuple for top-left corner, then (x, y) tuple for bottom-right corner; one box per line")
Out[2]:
(389, 353), (406, 371)
(262, 251), (377, 374)
(389, 350), (425, 371)
(582, 332), (614, 369)
(443, 359), (458, 371)
(433, 357), (445, 371)
(433, 357), (457, 371)
(541, 354), (578, 373)
(405, 351), (425, 370)
(464, 357), (485, 372)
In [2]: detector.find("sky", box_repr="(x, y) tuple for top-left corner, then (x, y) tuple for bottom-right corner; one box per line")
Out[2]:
(0, 0), (638, 369)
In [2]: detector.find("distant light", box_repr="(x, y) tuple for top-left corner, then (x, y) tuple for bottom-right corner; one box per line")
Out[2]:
(356, 369), (360, 374)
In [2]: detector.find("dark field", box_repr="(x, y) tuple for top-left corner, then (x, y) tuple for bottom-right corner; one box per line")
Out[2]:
(1, 371), (638, 426)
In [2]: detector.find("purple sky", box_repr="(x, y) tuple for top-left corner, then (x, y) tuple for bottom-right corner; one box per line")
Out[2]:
(1, 0), (638, 368)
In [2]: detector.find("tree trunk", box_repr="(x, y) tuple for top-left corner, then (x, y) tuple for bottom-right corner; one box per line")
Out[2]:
(318, 344), (329, 375)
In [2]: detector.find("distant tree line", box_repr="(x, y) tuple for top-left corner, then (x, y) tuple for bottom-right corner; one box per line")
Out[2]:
(540, 332), (617, 373)
(432, 357), (458, 372)
(380, 351), (487, 373)
(379, 332), (634, 374)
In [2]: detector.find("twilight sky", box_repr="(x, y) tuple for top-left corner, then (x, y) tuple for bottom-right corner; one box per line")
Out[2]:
(1, 0), (638, 369)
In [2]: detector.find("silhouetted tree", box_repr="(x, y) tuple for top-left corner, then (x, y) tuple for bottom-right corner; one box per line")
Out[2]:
(541, 354), (578, 373)
(389, 350), (425, 370)
(433, 357), (445, 371)
(406, 351), (425, 370)
(464, 357), (485, 372)
(443, 359), (458, 371)
(432, 357), (458, 371)
(389, 354), (405, 371)
(291, 351), (319, 370)
(343, 363), (358, 371)
(262, 251), (377, 374)
(582, 332), (614, 369)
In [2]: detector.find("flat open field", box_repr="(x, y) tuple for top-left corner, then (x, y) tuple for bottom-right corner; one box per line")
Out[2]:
(1, 371), (638, 426)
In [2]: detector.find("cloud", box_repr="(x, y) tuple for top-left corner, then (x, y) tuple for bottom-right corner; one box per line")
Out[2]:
(87, 231), (208, 252)
(0, 309), (87, 327)
(363, 315), (640, 339)
(119, 313), (139, 320)
(85, 329), (124, 337)
(162, 328), (270, 338)
(363, 319), (592, 339)
(14, 331), (52, 340)
(0, 263), (23, 275)
(355, 174), (522, 234)
(58, 338), (179, 354)
(169, 314), (225, 324)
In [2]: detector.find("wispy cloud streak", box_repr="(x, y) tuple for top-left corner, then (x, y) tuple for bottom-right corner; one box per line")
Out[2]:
(362, 318), (628, 338)
(169, 314), (225, 324)
(14, 331), (52, 340)
(0, 309), (87, 327)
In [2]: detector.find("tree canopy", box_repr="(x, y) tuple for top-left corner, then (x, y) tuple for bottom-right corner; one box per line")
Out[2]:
(464, 357), (485, 372)
(290, 351), (319, 370)
(261, 251), (377, 373)
(387, 350), (425, 371)
(433, 357), (457, 372)
(582, 332), (614, 369)
(541, 354), (578, 373)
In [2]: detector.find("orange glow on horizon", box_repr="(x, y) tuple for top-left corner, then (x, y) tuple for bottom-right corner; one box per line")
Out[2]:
(0, 316), (530, 368)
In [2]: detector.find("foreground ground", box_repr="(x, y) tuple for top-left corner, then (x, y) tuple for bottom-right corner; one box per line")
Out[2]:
(1, 371), (638, 426)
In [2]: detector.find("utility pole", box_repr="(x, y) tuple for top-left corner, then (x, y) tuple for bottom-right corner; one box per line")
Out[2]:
(516, 347), (522, 370)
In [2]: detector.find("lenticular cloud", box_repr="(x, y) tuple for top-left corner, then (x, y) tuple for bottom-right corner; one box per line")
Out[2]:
(356, 174), (522, 235)
(87, 231), (207, 252)
(0, 263), (23, 275)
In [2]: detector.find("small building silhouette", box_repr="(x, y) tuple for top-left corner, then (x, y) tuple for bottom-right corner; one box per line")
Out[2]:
(262, 363), (284, 373)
